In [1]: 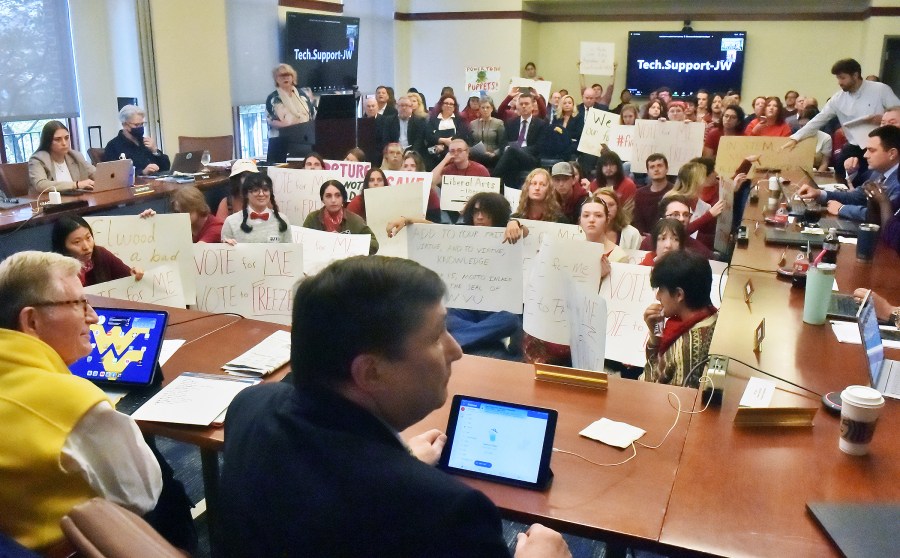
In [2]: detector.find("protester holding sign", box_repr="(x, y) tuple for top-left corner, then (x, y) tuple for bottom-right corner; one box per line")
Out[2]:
(594, 187), (642, 250)
(303, 180), (378, 255)
(171, 186), (224, 243)
(639, 218), (687, 266)
(641, 251), (718, 388)
(619, 104), (639, 125)
(703, 104), (747, 158)
(346, 167), (388, 221)
(51, 216), (144, 287)
(642, 99), (666, 120)
(221, 173), (292, 245)
(505, 169), (565, 243)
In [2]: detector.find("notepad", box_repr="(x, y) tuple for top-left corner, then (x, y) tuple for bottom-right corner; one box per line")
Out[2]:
(131, 372), (260, 425)
(222, 330), (291, 376)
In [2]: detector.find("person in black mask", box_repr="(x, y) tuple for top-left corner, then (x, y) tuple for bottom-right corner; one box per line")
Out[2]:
(103, 104), (171, 176)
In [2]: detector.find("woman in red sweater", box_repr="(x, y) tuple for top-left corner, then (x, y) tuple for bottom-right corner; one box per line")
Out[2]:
(745, 96), (792, 137)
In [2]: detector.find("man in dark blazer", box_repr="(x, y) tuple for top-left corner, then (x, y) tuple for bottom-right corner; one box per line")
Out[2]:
(375, 95), (427, 166)
(219, 257), (571, 558)
(492, 92), (548, 189)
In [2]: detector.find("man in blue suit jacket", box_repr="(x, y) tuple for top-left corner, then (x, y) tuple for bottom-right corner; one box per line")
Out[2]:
(492, 93), (548, 189)
(799, 125), (900, 221)
(219, 256), (571, 558)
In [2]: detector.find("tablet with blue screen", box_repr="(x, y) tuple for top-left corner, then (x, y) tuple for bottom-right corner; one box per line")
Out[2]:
(438, 395), (557, 490)
(69, 307), (168, 388)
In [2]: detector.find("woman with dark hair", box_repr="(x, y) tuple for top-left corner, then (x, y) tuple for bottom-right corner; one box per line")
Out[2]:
(425, 94), (471, 160)
(346, 167), (388, 222)
(303, 152), (325, 170)
(590, 151), (637, 203)
(746, 96), (791, 137)
(216, 159), (259, 219)
(703, 104), (746, 158)
(51, 216), (142, 286)
(28, 121), (95, 194)
(570, 160), (590, 191)
(460, 94), (482, 123)
(641, 250), (718, 387)
(642, 99), (666, 120)
(303, 180), (378, 254)
(221, 173), (291, 244)
(639, 218), (686, 266)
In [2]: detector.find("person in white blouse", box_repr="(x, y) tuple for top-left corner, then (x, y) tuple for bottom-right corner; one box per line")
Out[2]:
(27, 121), (95, 195)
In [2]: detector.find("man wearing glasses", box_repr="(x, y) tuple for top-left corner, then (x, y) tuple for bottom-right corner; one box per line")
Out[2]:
(639, 194), (714, 259)
(0, 251), (163, 552)
(430, 138), (490, 188)
(103, 104), (171, 176)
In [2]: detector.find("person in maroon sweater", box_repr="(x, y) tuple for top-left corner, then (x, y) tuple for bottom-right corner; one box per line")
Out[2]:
(589, 151), (636, 204)
(633, 153), (673, 234)
(430, 138), (490, 187)
(51, 216), (143, 286)
(171, 186), (224, 243)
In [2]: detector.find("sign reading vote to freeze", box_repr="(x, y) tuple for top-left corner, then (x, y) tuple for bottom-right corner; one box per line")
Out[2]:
(440, 175), (501, 212)
(579, 42), (615, 76)
(192, 243), (303, 326)
(577, 108), (619, 157)
(84, 214), (195, 304)
(268, 167), (340, 225)
(289, 226), (370, 275)
(406, 224), (523, 313)
(324, 160), (370, 200)
(84, 263), (186, 309)
(631, 120), (705, 173)
(465, 66), (501, 94)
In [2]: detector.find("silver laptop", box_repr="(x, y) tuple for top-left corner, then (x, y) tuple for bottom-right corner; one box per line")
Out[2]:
(93, 159), (133, 191)
(857, 291), (900, 399)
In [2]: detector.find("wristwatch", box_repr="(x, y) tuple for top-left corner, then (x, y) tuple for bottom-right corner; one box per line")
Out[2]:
(892, 307), (900, 329)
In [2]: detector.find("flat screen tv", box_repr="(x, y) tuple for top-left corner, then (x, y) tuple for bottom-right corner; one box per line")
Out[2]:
(625, 31), (746, 98)
(283, 12), (360, 93)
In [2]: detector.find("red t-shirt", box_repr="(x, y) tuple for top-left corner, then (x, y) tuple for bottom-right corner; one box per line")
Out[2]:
(195, 214), (224, 243)
(442, 160), (490, 178)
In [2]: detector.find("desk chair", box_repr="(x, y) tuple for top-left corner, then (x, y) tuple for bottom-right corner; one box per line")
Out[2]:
(0, 162), (30, 198)
(87, 148), (105, 165)
(178, 135), (234, 162)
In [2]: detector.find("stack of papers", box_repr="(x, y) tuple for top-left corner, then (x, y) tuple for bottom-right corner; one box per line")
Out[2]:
(132, 372), (260, 426)
(222, 330), (291, 377)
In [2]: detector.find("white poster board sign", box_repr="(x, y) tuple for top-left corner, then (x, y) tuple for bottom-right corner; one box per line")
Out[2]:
(504, 187), (522, 210)
(289, 226), (370, 275)
(509, 77), (552, 102)
(440, 175), (502, 212)
(523, 237), (604, 345)
(84, 263), (186, 308)
(518, 219), (585, 298)
(267, 167), (339, 225)
(607, 124), (635, 162)
(579, 42), (615, 76)
(631, 120), (705, 173)
(406, 224), (523, 313)
(192, 243), (303, 325)
(714, 178), (735, 254)
(365, 182), (425, 259)
(382, 170), (433, 214)
(566, 278), (607, 372)
(577, 108), (619, 157)
(465, 66), (502, 94)
(85, 214), (196, 304)
(324, 160), (370, 201)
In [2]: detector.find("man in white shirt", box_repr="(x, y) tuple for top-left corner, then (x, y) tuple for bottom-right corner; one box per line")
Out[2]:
(783, 58), (900, 182)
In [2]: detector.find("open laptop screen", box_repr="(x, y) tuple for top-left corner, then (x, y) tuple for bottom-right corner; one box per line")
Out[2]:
(69, 307), (168, 387)
(856, 293), (885, 389)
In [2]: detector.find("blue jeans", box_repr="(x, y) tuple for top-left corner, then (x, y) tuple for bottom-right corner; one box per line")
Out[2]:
(447, 309), (520, 349)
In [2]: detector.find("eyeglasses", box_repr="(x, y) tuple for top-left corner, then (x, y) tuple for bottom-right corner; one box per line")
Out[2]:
(32, 298), (92, 315)
(248, 187), (270, 194)
(442, 102), (456, 107)
(449, 148), (467, 154)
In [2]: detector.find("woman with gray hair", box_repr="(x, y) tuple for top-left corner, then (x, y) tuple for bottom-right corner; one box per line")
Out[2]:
(469, 97), (504, 167)
(266, 63), (316, 160)
(102, 104), (170, 175)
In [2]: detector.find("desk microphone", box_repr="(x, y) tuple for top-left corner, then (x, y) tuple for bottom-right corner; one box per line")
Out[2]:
(822, 392), (842, 415)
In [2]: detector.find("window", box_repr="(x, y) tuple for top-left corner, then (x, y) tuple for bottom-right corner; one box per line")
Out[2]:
(236, 104), (268, 160)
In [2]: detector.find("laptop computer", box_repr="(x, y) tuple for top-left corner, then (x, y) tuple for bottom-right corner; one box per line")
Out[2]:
(155, 151), (205, 176)
(856, 292), (900, 399)
(827, 293), (860, 321)
(69, 307), (168, 388)
(92, 159), (133, 191)
(807, 502), (900, 558)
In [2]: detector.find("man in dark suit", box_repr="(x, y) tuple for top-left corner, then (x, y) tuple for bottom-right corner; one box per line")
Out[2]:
(492, 92), (548, 189)
(375, 95), (427, 166)
(219, 257), (571, 558)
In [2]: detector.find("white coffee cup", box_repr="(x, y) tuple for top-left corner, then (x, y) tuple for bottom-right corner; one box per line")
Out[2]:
(839, 385), (885, 455)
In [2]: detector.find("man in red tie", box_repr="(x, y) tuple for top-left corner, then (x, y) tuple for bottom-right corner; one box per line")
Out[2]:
(492, 93), (547, 190)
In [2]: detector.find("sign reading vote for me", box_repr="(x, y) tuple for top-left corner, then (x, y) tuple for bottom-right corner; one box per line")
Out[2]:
(406, 224), (523, 313)
(192, 243), (303, 326)
(84, 263), (186, 309)
(289, 226), (370, 275)
(85, 214), (195, 304)
(268, 167), (339, 225)
(440, 175), (501, 212)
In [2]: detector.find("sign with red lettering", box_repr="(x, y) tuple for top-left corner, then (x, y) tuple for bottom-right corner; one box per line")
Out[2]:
(268, 167), (340, 225)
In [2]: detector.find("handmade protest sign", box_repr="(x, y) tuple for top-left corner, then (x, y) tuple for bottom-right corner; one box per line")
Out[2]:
(84, 263), (186, 308)
(714, 177), (735, 254)
(714, 136), (815, 176)
(85, 214), (195, 304)
(566, 278), (608, 372)
(607, 124), (635, 161)
(509, 77), (552, 102)
(465, 66), (501, 94)
(382, 170), (433, 213)
(324, 160), (370, 200)
(579, 42), (615, 76)
(289, 226), (370, 275)
(192, 243), (303, 325)
(440, 175), (501, 212)
(577, 108), (619, 157)
(504, 186), (522, 210)
(268, 167), (339, 224)
(631, 120), (705, 173)
(406, 224), (523, 313)
(518, 220), (585, 299)
(365, 182), (425, 258)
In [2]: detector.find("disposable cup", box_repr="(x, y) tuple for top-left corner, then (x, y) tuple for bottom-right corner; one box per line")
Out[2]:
(839, 385), (885, 455)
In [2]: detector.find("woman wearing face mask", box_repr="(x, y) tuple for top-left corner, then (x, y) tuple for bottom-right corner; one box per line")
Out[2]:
(639, 218), (686, 266)
(303, 180), (378, 254)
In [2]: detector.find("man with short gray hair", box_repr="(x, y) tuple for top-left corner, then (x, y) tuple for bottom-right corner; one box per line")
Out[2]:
(103, 104), (171, 175)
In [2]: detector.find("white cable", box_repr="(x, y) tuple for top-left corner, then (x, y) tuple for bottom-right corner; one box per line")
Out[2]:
(553, 443), (637, 467)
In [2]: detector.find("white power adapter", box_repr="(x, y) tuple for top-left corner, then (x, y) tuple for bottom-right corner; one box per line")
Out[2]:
(48, 190), (62, 204)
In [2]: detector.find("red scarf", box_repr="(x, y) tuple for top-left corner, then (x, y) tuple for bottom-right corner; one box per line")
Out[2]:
(657, 305), (717, 356)
(639, 252), (655, 266)
(322, 209), (344, 232)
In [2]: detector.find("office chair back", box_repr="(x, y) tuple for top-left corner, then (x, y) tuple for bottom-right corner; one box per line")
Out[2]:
(0, 162), (30, 198)
(87, 148), (105, 165)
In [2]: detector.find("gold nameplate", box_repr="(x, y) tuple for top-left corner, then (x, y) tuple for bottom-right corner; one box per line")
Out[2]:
(733, 406), (817, 427)
(534, 363), (608, 390)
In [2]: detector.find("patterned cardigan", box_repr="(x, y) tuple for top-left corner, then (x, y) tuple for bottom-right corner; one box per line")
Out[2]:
(641, 313), (718, 388)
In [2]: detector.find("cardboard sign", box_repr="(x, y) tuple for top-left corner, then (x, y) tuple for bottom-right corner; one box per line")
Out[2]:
(289, 226), (370, 275)
(465, 66), (502, 94)
(84, 263), (186, 308)
(579, 42), (615, 76)
(440, 175), (502, 212)
(607, 124), (635, 161)
(406, 224), (523, 313)
(713, 136), (816, 176)
(509, 77), (552, 102)
(631, 120), (705, 173)
(268, 167), (340, 225)
(324, 159), (370, 200)
(566, 278), (608, 372)
(577, 108), (619, 157)
(192, 243), (303, 325)
(85, 214), (196, 304)
(714, 177), (735, 254)
(364, 182), (426, 259)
